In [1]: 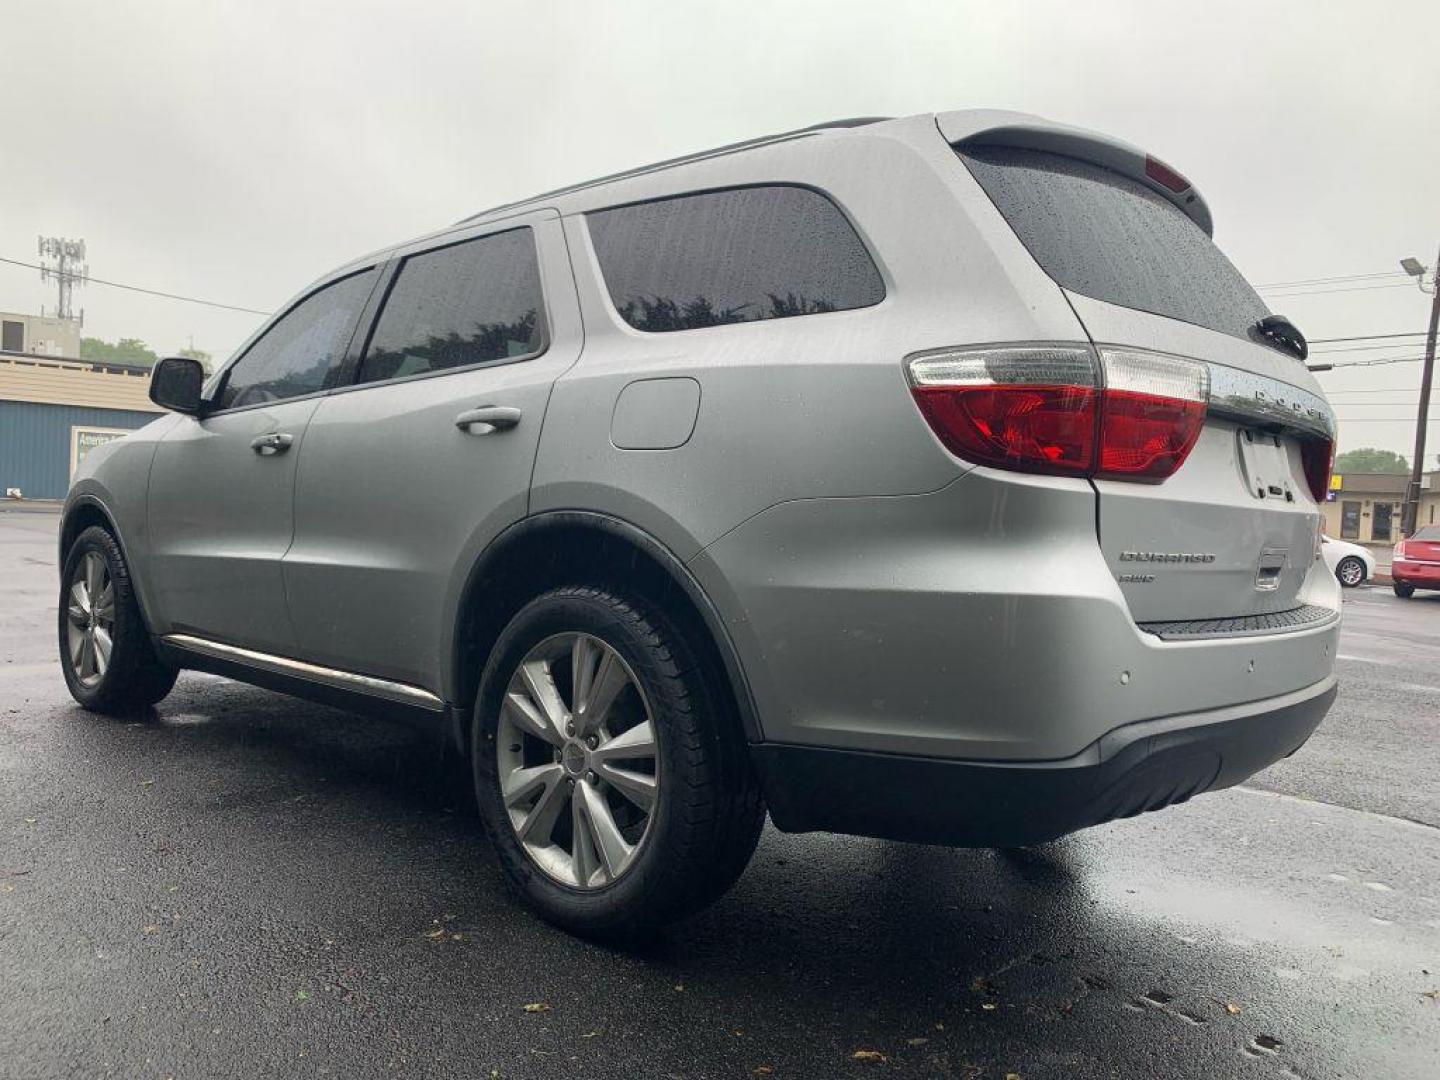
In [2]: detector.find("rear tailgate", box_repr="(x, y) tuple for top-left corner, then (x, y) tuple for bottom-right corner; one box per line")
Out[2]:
(952, 128), (1335, 624)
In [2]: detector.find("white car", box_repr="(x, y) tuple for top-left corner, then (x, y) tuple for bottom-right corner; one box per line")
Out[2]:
(1322, 535), (1375, 588)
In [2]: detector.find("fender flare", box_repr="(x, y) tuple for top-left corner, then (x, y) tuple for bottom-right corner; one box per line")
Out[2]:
(449, 510), (763, 743)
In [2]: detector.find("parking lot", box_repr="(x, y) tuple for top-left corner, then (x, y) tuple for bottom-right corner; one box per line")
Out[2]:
(2, 505), (1437, 1079)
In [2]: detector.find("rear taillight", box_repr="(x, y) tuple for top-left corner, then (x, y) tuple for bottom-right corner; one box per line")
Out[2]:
(1300, 439), (1335, 503)
(1395, 541), (1408, 560)
(907, 345), (1207, 482)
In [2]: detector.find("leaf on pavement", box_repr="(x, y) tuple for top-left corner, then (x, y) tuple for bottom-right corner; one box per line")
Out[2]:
(1225, 1002), (1242, 1015)
(521, 1002), (552, 1013)
(852, 1049), (887, 1063)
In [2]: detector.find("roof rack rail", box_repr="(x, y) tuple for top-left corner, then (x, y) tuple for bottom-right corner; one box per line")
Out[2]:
(456, 116), (892, 225)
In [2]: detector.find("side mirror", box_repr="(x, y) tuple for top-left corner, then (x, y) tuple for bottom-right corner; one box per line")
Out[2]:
(149, 356), (206, 415)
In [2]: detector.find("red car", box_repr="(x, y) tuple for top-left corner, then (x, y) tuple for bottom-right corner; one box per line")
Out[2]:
(1392, 525), (1440, 597)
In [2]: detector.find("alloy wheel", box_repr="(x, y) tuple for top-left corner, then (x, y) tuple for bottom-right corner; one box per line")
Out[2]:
(66, 551), (115, 687)
(495, 632), (660, 889)
(1338, 558), (1365, 587)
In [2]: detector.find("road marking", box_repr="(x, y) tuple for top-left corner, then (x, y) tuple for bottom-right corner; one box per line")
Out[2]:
(1335, 653), (1394, 665)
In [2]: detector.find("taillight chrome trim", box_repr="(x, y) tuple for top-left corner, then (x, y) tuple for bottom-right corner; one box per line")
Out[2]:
(1202, 359), (1335, 441)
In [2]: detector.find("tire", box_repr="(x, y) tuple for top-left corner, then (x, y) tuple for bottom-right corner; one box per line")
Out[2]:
(1393, 582), (1416, 598)
(471, 584), (764, 939)
(1336, 556), (1367, 588)
(58, 525), (178, 714)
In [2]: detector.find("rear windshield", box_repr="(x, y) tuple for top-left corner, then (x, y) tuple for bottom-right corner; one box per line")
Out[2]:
(1412, 526), (1440, 541)
(957, 145), (1269, 342)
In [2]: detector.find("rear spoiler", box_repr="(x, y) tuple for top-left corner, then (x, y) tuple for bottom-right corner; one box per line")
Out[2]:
(936, 110), (1214, 236)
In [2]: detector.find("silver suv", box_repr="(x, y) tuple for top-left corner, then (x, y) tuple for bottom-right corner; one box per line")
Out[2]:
(59, 110), (1339, 936)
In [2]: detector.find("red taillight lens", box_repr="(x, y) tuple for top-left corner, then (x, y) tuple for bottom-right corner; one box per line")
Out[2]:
(911, 384), (1098, 474)
(907, 345), (1207, 482)
(1145, 155), (1191, 193)
(1300, 439), (1334, 503)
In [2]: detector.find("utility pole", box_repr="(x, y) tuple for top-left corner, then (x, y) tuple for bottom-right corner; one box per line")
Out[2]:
(1400, 245), (1440, 538)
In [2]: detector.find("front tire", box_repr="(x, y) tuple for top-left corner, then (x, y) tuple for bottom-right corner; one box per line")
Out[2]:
(1394, 582), (1416, 598)
(472, 584), (763, 939)
(58, 526), (177, 714)
(1336, 556), (1367, 588)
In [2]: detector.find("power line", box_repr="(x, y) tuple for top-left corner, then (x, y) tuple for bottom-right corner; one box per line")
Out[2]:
(1254, 270), (1409, 289)
(0, 255), (270, 316)
(1262, 282), (1418, 298)
(1307, 332), (1429, 343)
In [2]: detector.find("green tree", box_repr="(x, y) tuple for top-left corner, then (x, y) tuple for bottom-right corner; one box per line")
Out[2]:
(1333, 447), (1409, 474)
(80, 336), (159, 369)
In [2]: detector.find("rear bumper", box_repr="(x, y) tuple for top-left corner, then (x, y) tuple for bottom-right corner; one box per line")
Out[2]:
(753, 676), (1336, 847)
(1392, 560), (1440, 588)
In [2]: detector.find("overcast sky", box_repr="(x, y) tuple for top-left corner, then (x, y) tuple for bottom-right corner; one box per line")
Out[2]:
(4, 0), (1438, 457)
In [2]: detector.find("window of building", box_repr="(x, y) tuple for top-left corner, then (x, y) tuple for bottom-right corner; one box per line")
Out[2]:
(356, 228), (545, 385)
(1, 321), (23, 353)
(1340, 501), (1360, 539)
(1372, 502), (1393, 542)
(587, 185), (884, 333)
(217, 270), (377, 410)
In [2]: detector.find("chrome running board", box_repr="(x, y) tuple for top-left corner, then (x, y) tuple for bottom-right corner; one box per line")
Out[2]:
(162, 634), (445, 711)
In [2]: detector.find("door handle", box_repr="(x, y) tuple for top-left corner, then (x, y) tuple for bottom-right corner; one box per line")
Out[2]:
(250, 432), (293, 455)
(455, 406), (522, 434)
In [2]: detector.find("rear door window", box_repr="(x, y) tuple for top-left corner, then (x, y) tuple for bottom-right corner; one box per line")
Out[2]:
(587, 185), (884, 332)
(356, 227), (546, 385)
(957, 145), (1268, 342)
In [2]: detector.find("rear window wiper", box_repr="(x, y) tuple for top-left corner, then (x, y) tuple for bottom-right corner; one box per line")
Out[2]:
(1252, 314), (1308, 362)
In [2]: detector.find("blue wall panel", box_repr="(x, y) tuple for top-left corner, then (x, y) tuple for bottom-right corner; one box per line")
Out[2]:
(0, 401), (161, 501)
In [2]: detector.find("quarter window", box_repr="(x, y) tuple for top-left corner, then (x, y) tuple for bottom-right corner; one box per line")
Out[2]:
(357, 228), (546, 385)
(587, 185), (884, 333)
(217, 270), (376, 410)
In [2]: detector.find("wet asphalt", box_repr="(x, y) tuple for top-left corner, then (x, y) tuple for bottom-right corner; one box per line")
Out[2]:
(1, 507), (1437, 1080)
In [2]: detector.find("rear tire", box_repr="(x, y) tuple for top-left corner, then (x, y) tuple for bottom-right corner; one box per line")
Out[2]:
(58, 526), (178, 714)
(1336, 556), (1366, 588)
(1393, 582), (1416, 598)
(471, 584), (764, 940)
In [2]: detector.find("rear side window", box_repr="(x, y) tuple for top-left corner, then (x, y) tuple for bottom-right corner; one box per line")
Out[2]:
(958, 145), (1268, 342)
(1412, 526), (1440, 541)
(587, 185), (884, 332)
(357, 228), (545, 385)
(217, 269), (376, 410)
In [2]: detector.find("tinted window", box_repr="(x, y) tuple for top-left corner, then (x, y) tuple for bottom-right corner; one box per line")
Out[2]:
(217, 270), (375, 410)
(357, 228), (545, 384)
(588, 186), (884, 332)
(958, 146), (1269, 342)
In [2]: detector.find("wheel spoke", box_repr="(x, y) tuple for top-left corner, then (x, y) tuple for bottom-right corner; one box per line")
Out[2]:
(503, 763), (563, 807)
(570, 793), (599, 887)
(577, 648), (629, 735)
(92, 583), (115, 623)
(594, 719), (656, 762)
(578, 781), (634, 878)
(69, 581), (90, 620)
(519, 658), (570, 736)
(67, 625), (86, 670)
(502, 690), (563, 747)
(570, 635), (598, 721)
(78, 630), (95, 678)
(595, 761), (658, 810)
(84, 552), (104, 599)
(516, 769), (570, 846)
(92, 627), (113, 674)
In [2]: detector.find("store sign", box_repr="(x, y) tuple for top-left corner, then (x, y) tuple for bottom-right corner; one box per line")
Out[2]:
(69, 427), (130, 479)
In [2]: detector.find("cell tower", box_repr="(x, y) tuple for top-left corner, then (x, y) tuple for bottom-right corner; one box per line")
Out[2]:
(37, 236), (89, 325)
